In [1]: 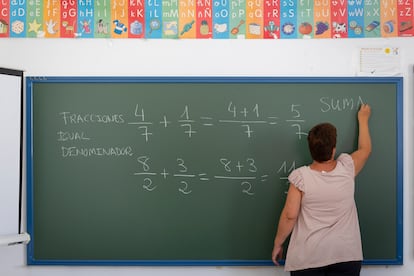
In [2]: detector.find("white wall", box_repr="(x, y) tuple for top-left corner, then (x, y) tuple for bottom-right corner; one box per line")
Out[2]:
(0, 37), (413, 276)
(0, 72), (21, 238)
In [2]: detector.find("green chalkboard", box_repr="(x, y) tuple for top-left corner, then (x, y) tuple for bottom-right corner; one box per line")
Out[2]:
(26, 77), (403, 266)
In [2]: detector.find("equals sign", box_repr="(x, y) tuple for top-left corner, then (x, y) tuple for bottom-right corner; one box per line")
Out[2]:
(199, 173), (210, 181)
(200, 117), (214, 126)
(261, 175), (269, 182)
(268, 117), (278, 125)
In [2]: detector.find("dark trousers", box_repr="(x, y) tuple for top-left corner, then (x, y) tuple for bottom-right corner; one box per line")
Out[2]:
(290, 261), (362, 276)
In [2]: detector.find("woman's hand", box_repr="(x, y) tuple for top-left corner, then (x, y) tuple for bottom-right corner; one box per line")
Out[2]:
(272, 244), (283, 266)
(358, 103), (371, 123)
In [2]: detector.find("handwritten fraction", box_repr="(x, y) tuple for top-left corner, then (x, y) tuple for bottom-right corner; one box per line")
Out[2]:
(127, 101), (308, 141)
(133, 156), (295, 196)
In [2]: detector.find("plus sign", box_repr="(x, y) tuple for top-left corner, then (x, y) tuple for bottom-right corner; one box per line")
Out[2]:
(240, 107), (248, 117)
(161, 168), (169, 179)
(236, 161), (244, 172)
(160, 115), (171, 128)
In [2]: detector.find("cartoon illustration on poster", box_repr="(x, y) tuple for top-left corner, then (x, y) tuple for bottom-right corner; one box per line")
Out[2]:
(0, 1), (413, 39)
(230, 0), (246, 39)
(348, 0), (364, 38)
(364, 0), (381, 38)
(297, 0), (313, 39)
(330, 0), (348, 39)
(212, 0), (230, 38)
(9, 0), (26, 38)
(263, 0), (280, 39)
(280, 0), (297, 39)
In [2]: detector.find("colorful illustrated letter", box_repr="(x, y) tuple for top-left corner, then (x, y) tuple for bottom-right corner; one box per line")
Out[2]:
(397, 0), (414, 36)
(10, 0), (27, 38)
(380, 0), (398, 38)
(95, 0), (111, 38)
(44, 0), (60, 38)
(196, 0), (213, 39)
(179, 0), (196, 38)
(146, 0), (162, 38)
(263, 0), (280, 39)
(230, 0), (246, 39)
(61, 0), (78, 38)
(78, 0), (94, 38)
(348, 0), (364, 38)
(129, 0), (145, 38)
(313, 0), (330, 39)
(0, 1), (10, 37)
(364, 0), (381, 38)
(245, 0), (263, 39)
(330, 0), (347, 38)
(163, 0), (179, 38)
(112, 0), (129, 38)
(0, 1), (9, 37)
(212, 0), (230, 38)
(27, 0), (43, 38)
(297, 0), (313, 39)
(280, 0), (297, 39)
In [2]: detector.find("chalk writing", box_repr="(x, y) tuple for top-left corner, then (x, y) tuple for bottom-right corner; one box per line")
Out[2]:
(277, 160), (297, 194)
(320, 96), (364, 112)
(287, 104), (307, 139)
(61, 146), (134, 157)
(123, 101), (314, 142)
(57, 131), (90, 141)
(53, 97), (364, 197)
(219, 158), (258, 172)
(133, 156), (272, 196)
(180, 106), (197, 138)
(59, 111), (125, 125)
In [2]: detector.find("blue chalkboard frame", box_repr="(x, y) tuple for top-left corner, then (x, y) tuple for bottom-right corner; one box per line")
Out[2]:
(26, 76), (403, 266)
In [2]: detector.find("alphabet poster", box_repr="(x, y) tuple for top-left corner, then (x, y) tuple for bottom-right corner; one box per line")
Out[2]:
(0, 0), (413, 39)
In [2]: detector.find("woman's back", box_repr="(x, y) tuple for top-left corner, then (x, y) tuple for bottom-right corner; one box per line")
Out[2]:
(285, 154), (363, 271)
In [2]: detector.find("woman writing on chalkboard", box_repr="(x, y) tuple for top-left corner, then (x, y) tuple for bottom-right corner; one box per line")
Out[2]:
(272, 104), (371, 276)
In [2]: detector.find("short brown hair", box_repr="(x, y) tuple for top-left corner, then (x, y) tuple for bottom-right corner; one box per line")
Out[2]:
(307, 123), (337, 162)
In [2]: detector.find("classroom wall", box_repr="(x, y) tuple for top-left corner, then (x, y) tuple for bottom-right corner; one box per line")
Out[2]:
(0, 37), (413, 276)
